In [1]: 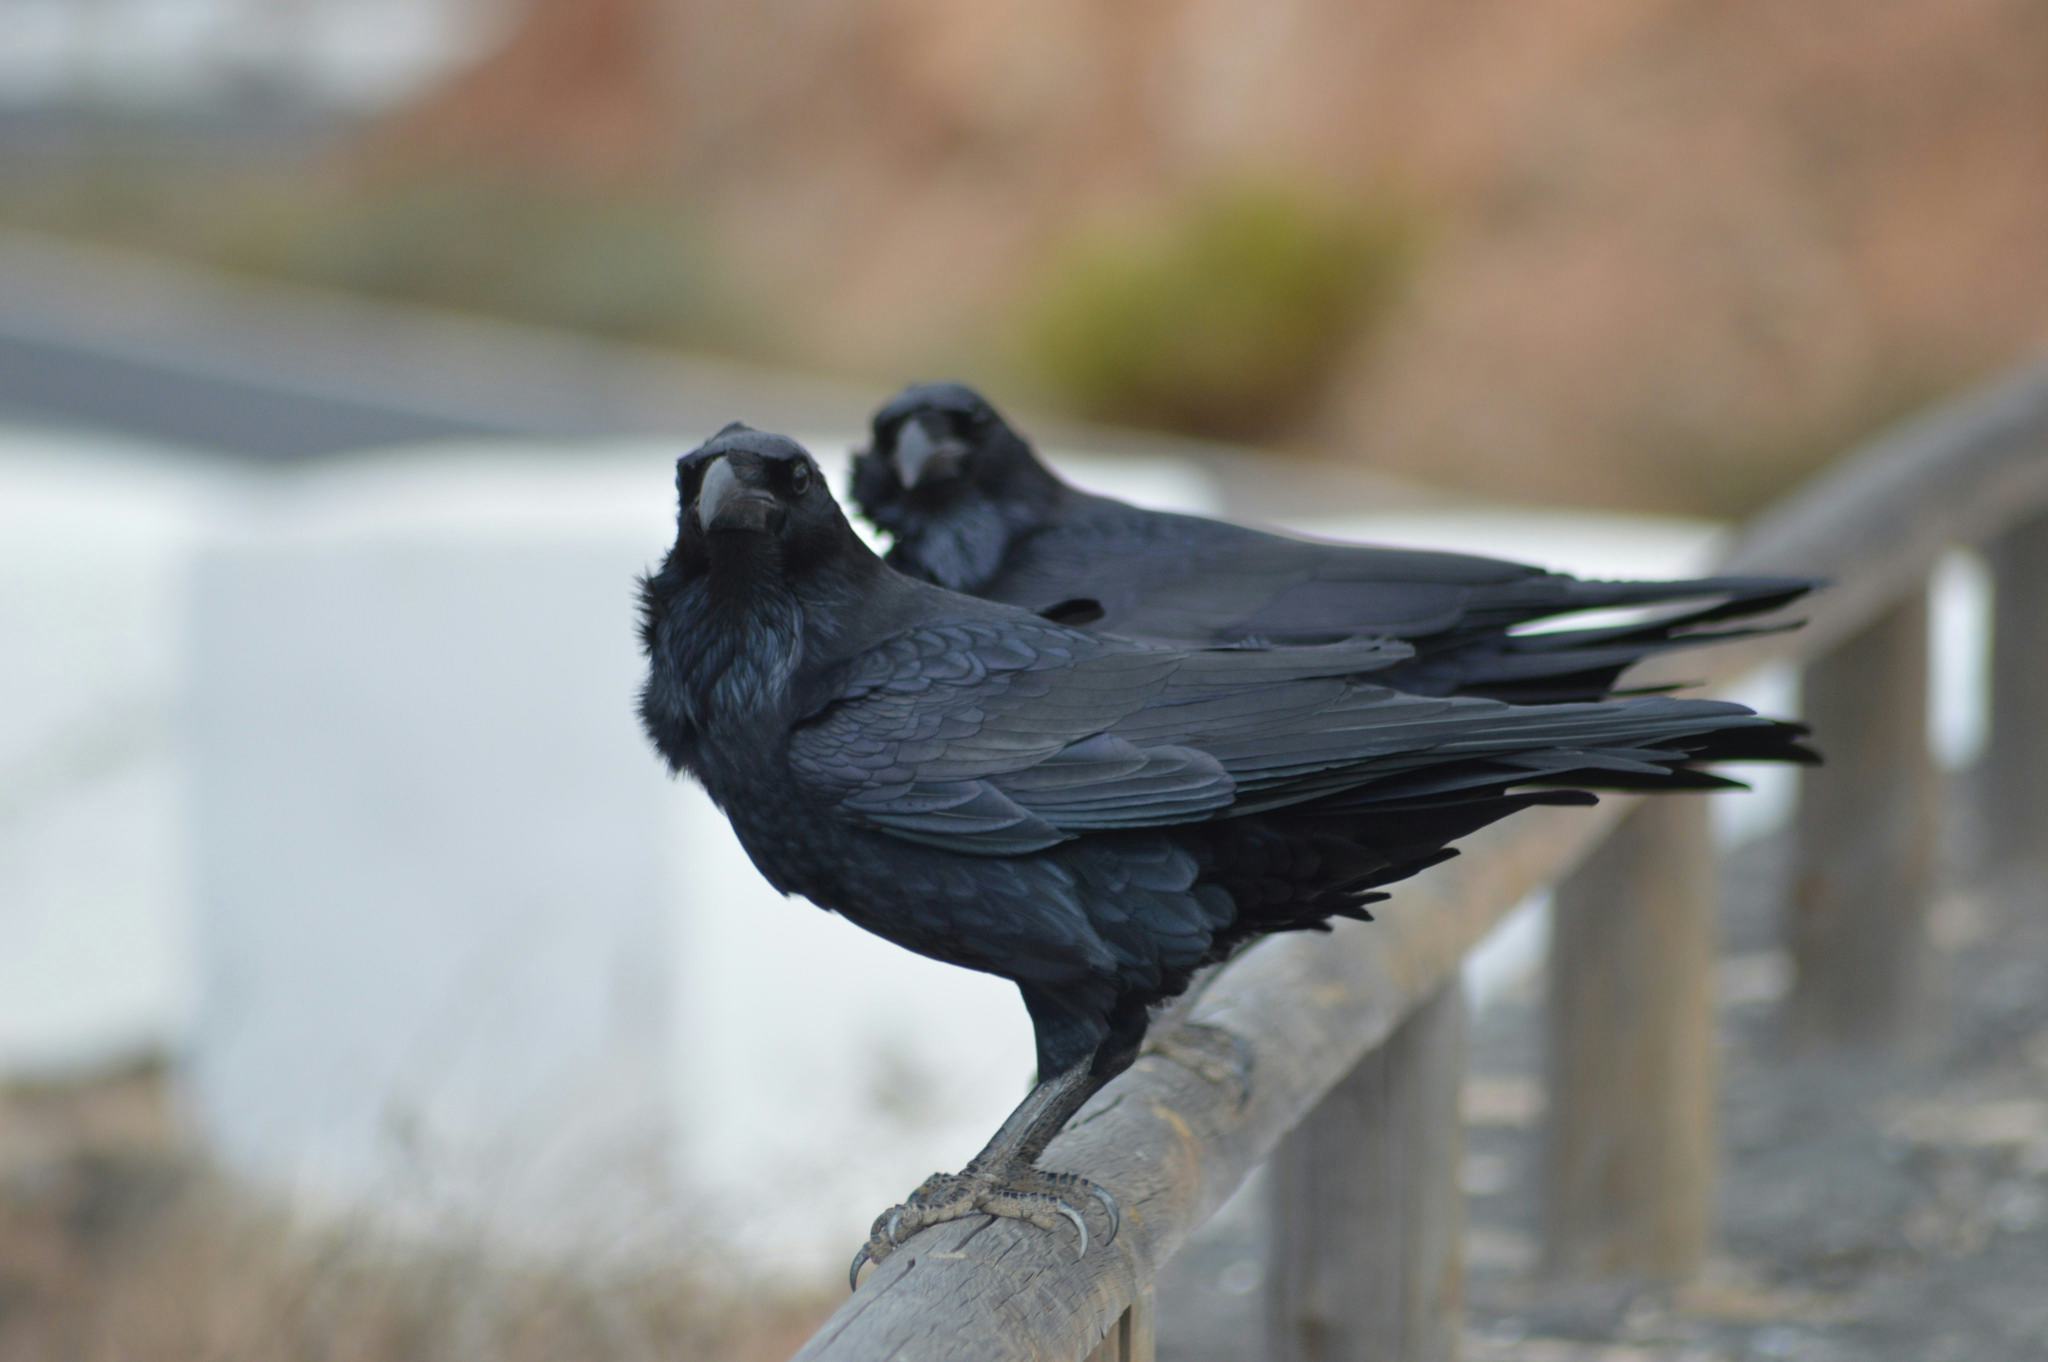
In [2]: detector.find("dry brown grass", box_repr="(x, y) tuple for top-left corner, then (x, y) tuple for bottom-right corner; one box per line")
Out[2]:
(0, 1065), (833, 1362)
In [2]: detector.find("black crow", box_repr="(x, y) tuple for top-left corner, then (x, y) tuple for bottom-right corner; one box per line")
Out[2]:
(851, 382), (1815, 704)
(638, 424), (1813, 1288)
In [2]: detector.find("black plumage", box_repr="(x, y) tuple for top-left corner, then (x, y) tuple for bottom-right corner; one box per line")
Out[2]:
(851, 382), (1816, 703)
(638, 424), (1815, 1282)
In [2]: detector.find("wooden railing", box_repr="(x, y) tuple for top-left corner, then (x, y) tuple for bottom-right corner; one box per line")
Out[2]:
(792, 362), (2048, 1362)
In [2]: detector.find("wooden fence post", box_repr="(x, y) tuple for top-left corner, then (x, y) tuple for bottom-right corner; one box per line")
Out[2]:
(1083, 1291), (1156, 1362)
(1544, 795), (1716, 1278)
(1787, 590), (1938, 1047)
(1983, 514), (2048, 879)
(1265, 980), (1466, 1362)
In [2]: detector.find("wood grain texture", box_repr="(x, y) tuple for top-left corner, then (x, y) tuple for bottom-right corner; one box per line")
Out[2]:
(1789, 594), (1938, 1048)
(1266, 980), (1466, 1362)
(1983, 511), (2048, 877)
(1544, 797), (1717, 1277)
(1080, 1292), (1155, 1362)
(792, 365), (2048, 1362)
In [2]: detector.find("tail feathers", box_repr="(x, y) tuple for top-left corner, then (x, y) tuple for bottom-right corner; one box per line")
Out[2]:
(1526, 574), (1816, 619)
(1393, 575), (1817, 704)
(1289, 696), (1817, 808)
(1200, 681), (1816, 965)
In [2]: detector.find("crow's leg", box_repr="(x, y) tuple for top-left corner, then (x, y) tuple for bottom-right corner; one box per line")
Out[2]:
(848, 994), (1142, 1288)
(849, 1059), (1119, 1287)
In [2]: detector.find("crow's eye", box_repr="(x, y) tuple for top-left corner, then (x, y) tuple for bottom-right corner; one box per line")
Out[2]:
(789, 460), (813, 495)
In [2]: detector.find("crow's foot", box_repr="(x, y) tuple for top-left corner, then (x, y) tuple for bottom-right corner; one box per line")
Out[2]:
(1143, 1020), (1254, 1109)
(848, 1164), (1119, 1289)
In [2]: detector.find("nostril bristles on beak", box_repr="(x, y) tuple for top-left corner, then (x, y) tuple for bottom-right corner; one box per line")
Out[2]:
(698, 456), (741, 521)
(893, 419), (965, 489)
(697, 455), (782, 534)
(893, 423), (938, 487)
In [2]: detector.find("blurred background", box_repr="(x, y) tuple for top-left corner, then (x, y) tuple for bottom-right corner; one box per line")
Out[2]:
(2, 2), (2043, 1359)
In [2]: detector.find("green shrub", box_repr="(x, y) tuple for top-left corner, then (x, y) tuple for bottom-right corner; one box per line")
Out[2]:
(0, 160), (727, 347)
(1019, 185), (1418, 438)
(210, 177), (726, 345)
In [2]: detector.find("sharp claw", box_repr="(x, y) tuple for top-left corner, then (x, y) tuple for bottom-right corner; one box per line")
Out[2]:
(1089, 1184), (1121, 1246)
(858, 1170), (1109, 1273)
(848, 1243), (872, 1292)
(1058, 1201), (1088, 1258)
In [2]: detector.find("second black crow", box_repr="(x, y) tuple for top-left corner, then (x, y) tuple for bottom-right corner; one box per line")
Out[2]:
(852, 382), (1814, 704)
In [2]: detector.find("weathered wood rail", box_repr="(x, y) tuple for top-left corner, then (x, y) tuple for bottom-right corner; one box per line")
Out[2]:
(793, 362), (2048, 1361)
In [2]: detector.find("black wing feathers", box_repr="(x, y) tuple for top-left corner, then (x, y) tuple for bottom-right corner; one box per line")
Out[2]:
(986, 502), (1815, 704)
(789, 615), (1809, 858)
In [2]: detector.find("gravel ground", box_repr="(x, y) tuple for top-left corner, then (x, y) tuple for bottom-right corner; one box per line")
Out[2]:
(1158, 805), (2048, 1361)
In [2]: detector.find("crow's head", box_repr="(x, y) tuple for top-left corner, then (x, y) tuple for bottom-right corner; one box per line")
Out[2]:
(641, 425), (887, 760)
(850, 383), (1066, 591)
(664, 423), (874, 585)
(857, 382), (1025, 499)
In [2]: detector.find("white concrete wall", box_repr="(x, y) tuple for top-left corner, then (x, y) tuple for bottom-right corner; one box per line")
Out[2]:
(0, 430), (234, 1074)
(184, 447), (688, 1245)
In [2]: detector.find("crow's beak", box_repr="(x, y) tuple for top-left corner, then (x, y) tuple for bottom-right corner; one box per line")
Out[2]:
(698, 456), (783, 534)
(892, 417), (967, 489)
